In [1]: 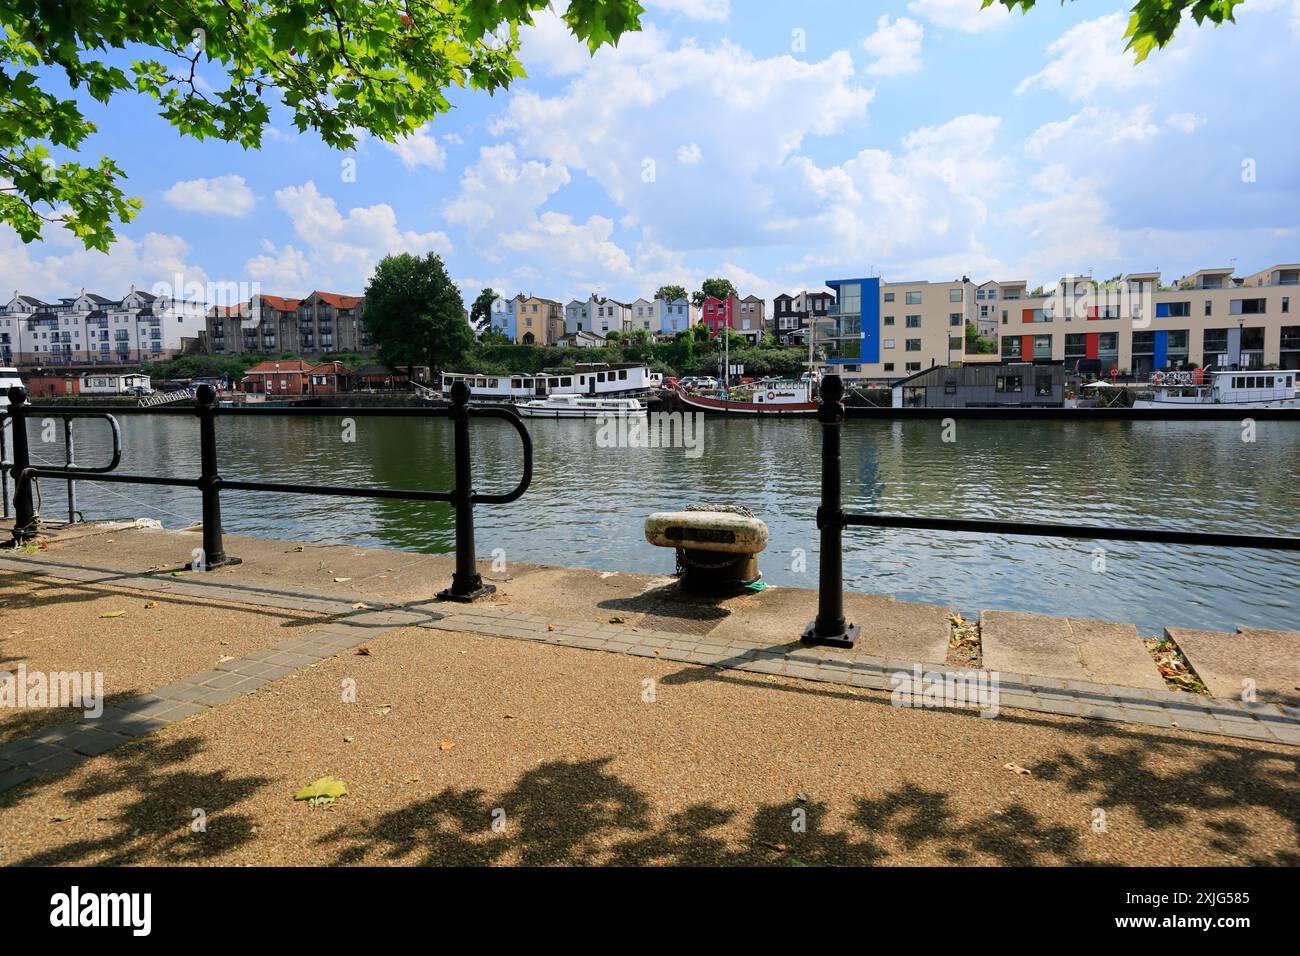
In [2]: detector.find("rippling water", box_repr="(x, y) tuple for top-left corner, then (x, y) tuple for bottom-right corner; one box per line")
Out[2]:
(23, 413), (1300, 635)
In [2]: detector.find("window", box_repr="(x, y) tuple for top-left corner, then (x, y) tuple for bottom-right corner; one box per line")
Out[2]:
(905, 291), (922, 305)
(883, 339), (895, 349)
(883, 292), (895, 302)
(905, 315), (921, 328)
(1284, 297), (1290, 314)
(950, 289), (963, 302)
(996, 375), (1023, 393)
(905, 362), (921, 372)
(1001, 335), (1021, 358)
(883, 315), (895, 326)
(949, 337), (963, 351)
(883, 363), (895, 372)
(1064, 334), (1087, 358)
(950, 313), (962, 326)
(905, 339), (922, 351)
(1204, 328), (1228, 352)
(944, 378), (957, 394)
(1231, 298), (1267, 315)
(1001, 310), (1008, 324)
(1035, 376), (1053, 397)
(1205, 299), (1212, 316)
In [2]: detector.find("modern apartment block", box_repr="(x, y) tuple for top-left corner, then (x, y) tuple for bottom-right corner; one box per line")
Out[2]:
(205, 291), (369, 358)
(812, 262), (1299, 383)
(1, 288), (207, 367)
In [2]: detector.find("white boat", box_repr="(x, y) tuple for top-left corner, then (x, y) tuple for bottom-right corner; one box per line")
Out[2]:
(515, 393), (646, 419)
(1133, 369), (1298, 409)
(441, 363), (661, 401)
(0, 367), (24, 406)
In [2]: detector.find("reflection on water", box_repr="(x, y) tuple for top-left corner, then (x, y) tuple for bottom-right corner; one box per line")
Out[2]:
(25, 413), (1300, 635)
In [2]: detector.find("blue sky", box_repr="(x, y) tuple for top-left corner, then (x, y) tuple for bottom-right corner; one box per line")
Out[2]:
(4, 0), (1300, 306)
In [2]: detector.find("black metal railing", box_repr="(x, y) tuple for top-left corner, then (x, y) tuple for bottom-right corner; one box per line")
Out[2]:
(802, 374), (1300, 647)
(1, 381), (531, 602)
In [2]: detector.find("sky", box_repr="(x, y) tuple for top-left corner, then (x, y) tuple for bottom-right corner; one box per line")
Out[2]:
(3, 0), (1300, 308)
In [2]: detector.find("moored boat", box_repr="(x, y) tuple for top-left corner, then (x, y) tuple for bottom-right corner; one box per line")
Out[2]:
(515, 393), (646, 419)
(1132, 369), (1298, 409)
(676, 379), (818, 415)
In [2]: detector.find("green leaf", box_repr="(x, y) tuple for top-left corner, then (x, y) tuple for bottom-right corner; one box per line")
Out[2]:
(294, 776), (348, 802)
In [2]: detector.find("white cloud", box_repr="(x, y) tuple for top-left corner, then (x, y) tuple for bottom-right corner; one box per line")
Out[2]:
(519, 4), (592, 76)
(260, 181), (452, 289)
(382, 124), (448, 170)
(163, 174), (255, 217)
(862, 15), (925, 77)
(1165, 111), (1205, 134)
(1026, 106), (1161, 159)
(444, 144), (633, 287)
(645, 0), (730, 21)
(907, 0), (1010, 33)
(0, 228), (211, 302)
(495, 26), (873, 254)
(676, 143), (702, 165)
(1016, 13), (1167, 101)
(244, 240), (313, 291)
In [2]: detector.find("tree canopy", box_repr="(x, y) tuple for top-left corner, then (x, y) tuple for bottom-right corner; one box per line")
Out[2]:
(692, 277), (738, 308)
(1, 0), (645, 250)
(469, 287), (497, 332)
(363, 251), (473, 372)
(983, 0), (1243, 62)
(655, 284), (687, 302)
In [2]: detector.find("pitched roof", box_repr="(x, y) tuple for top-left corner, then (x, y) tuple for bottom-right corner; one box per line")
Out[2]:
(255, 294), (302, 311)
(311, 291), (364, 308)
(243, 359), (314, 374)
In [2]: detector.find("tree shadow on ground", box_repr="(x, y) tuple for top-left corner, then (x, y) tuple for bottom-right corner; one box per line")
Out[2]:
(5, 734), (270, 865)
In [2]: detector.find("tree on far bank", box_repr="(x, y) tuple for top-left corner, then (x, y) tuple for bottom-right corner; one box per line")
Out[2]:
(363, 252), (473, 375)
(470, 288), (497, 332)
(692, 278), (738, 308)
(655, 284), (688, 302)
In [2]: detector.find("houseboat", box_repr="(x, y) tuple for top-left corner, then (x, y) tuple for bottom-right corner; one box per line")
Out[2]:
(675, 378), (819, 416)
(1133, 369), (1298, 409)
(440, 363), (662, 402)
(515, 394), (646, 419)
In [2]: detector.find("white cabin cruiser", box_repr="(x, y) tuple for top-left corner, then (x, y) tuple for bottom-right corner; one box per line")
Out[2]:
(0, 367), (24, 406)
(1133, 369), (1298, 409)
(515, 393), (646, 419)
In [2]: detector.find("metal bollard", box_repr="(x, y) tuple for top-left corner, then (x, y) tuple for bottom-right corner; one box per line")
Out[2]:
(802, 374), (859, 648)
(6, 386), (39, 543)
(437, 380), (495, 602)
(195, 384), (240, 569)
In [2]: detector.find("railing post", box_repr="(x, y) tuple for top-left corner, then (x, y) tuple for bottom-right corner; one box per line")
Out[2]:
(438, 380), (495, 602)
(6, 386), (38, 543)
(802, 374), (859, 648)
(195, 384), (240, 570)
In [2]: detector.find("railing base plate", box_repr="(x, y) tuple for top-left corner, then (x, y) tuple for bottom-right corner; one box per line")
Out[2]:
(436, 583), (497, 603)
(801, 621), (859, 649)
(194, 556), (242, 571)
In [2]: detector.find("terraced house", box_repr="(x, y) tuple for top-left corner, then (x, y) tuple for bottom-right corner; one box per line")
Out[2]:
(1, 287), (206, 366)
(205, 291), (369, 358)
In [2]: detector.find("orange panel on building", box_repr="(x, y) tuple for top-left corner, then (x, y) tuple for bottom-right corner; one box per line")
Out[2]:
(1021, 334), (1035, 360)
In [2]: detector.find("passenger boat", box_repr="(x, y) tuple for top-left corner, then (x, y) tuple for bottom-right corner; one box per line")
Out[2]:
(440, 363), (661, 402)
(0, 367), (23, 406)
(1132, 369), (1298, 409)
(514, 394), (646, 419)
(675, 379), (819, 416)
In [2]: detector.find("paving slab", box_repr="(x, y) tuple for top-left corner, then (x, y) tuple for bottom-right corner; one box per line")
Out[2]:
(1167, 626), (1300, 709)
(981, 612), (1164, 690)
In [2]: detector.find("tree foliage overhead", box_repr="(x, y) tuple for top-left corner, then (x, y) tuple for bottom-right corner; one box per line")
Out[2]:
(363, 251), (473, 372)
(691, 277), (738, 308)
(983, 0), (1243, 62)
(0, 0), (645, 250)
(655, 284), (687, 302)
(469, 287), (497, 331)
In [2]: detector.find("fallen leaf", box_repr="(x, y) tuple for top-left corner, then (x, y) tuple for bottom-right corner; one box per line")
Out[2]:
(143, 601), (157, 609)
(439, 740), (456, 751)
(547, 624), (556, 632)
(217, 655), (234, 664)
(404, 775), (421, 784)
(351, 602), (368, 610)
(343, 735), (355, 743)
(334, 577), (352, 583)
(1003, 762), (1032, 776)
(609, 615), (626, 624)
(293, 776), (347, 803)
(355, 646), (371, 656)
(99, 610), (125, 618)
(52, 812), (72, 822)
(375, 704), (392, 716)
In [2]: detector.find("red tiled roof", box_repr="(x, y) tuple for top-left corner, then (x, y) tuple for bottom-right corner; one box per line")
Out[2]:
(311, 291), (363, 308)
(243, 359), (314, 374)
(255, 294), (302, 312)
(308, 361), (356, 374)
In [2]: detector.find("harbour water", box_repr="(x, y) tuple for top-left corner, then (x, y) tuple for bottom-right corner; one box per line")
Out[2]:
(23, 413), (1300, 635)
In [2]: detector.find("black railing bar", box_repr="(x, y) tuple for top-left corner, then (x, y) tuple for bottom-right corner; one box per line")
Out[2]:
(6, 405), (456, 418)
(219, 478), (455, 503)
(840, 513), (1300, 552)
(23, 469), (201, 489)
